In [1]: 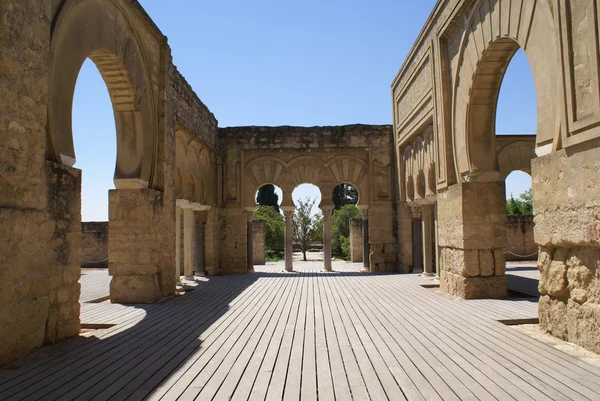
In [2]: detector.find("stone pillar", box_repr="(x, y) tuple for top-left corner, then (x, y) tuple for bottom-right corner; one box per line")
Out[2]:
(437, 180), (507, 299)
(252, 220), (266, 265)
(175, 199), (186, 285)
(246, 208), (255, 273)
(421, 203), (434, 276)
(359, 207), (370, 272)
(182, 205), (195, 279)
(109, 189), (175, 304)
(349, 218), (363, 262)
(411, 206), (423, 272)
(282, 207), (295, 272)
(398, 202), (414, 273)
(434, 203), (440, 279)
(322, 206), (333, 272)
(195, 210), (208, 276)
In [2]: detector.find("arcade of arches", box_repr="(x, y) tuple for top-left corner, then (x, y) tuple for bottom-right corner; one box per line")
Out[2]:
(1, 0), (600, 365)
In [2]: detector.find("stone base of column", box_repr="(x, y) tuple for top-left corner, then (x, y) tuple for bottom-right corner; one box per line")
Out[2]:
(438, 247), (507, 299)
(440, 270), (507, 299)
(422, 272), (435, 277)
(109, 189), (175, 304)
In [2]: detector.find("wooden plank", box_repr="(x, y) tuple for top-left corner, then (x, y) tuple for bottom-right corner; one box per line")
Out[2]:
(152, 273), (289, 400)
(230, 273), (302, 401)
(247, 273), (303, 401)
(313, 273), (335, 401)
(281, 272), (309, 401)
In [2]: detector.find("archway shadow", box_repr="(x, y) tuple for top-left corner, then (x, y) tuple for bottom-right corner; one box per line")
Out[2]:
(0, 273), (263, 399)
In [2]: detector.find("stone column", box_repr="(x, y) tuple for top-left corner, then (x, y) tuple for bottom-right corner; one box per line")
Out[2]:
(246, 208), (256, 273)
(175, 199), (187, 285)
(437, 180), (507, 299)
(359, 206), (370, 272)
(282, 207), (295, 272)
(321, 207), (333, 272)
(195, 209), (209, 276)
(182, 204), (196, 280)
(398, 202), (414, 273)
(109, 189), (175, 304)
(421, 203), (434, 276)
(349, 218), (363, 262)
(434, 203), (440, 279)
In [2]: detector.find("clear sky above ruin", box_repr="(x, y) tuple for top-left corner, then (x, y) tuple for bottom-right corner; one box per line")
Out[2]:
(73, 0), (536, 221)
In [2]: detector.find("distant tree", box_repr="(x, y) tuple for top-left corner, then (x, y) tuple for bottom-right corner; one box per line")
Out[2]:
(332, 184), (358, 210)
(253, 206), (284, 257)
(520, 188), (533, 215)
(256, 184), (279, 212)
(506, 188), (533, 215)
(293, 197), (323, 261)
(331, 204), (361, 259)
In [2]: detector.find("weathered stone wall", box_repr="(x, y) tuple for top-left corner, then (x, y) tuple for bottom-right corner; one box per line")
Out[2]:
(505, 215), (537, 261)
(533, 147), (600, 353)
(0, 0), (81, 366)
(349, 218), (363, 263)
(218, 208), (249, 274)
(168, 60), (220, 276)
(81, 222), (109, 268)
(252, 221), (266, 265)
(218, 125), (397, 273)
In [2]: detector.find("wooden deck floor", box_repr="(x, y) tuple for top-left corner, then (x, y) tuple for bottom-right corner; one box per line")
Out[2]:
(1, 262), (599, 400)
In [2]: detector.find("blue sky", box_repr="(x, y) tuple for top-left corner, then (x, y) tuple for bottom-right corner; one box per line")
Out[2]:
(72, 0), (535, 221)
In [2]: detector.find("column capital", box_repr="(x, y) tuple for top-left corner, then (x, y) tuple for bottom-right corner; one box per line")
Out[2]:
(358, 205), (368, 220)
(176, 199), (189, 208)
(281, 206), (295, 218)
(244, 207), (257, 222)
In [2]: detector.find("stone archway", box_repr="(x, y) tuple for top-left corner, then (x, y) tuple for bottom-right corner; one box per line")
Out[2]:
(219, 125), (396, 274)
(393, 0), (600, 353)
(47, 0), (174, 306)
(48, 0), (158, 189)
(452, 0), (558, 177)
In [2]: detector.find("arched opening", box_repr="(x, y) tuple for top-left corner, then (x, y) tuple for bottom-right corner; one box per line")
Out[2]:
(495, 48), (538, 297)
(330, 184), (361, 264)
(73, 59), (117, 302)
(444, 17), (549, 298)
(504, 171), (538, 297)
(253, 184), (285, 267)
(292, 184), (323, 266)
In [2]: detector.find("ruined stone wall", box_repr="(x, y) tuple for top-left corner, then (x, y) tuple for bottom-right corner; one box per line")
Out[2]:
(81, 222), (109, 268)
(252, 221), (266, 265)
(533, 147), (600, 353)
(218, 125), (397, 273)
(505, 215), (537, 261)
(349, 218), (363, 263)
(0, 0), (82, 366)
(168, 62), (220, 275)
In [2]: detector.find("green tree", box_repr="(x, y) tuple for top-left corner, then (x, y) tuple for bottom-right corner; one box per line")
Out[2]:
(332, 184), (358, 210)
(293, 197), (323, 261)
(256, 184), (280, 212)
(331, 204), (361, 259)
(506, 188), (533, 215)
(520, 188), (533, 215)
(252, 205), (284, 258)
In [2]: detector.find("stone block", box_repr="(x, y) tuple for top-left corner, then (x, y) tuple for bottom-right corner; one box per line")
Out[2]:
(539, 295), (568, 340)
(479, 250), (495, 277)
(0, 297), (49, 366)
(110, 275), (162, 304)
(539, 259), (568, 298)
